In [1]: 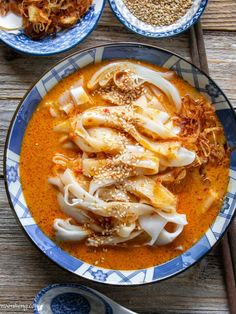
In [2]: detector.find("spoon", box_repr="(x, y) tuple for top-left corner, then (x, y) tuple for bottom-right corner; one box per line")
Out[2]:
(34, 283), (137, 314)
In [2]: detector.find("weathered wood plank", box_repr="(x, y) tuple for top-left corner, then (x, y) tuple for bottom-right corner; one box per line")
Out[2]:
(201, 0), (236, 31)
(0, 180), (229, 313)
(0, 2), (235, 312)
(0, 99), (17, 176)
(204, 31), (236, 104)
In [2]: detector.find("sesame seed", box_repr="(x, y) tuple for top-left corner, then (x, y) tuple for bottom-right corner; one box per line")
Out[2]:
(95, 72), (144, 105)
(123, 0), (193, 27)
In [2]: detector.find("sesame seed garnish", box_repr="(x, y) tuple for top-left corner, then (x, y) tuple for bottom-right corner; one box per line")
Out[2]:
(94, 71), (144, 105)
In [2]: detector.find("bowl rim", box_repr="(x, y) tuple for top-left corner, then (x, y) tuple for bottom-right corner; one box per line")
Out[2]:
(4, 42), (236, 286)
(0, 0), (106, 56)
(108, 0), (208, 38)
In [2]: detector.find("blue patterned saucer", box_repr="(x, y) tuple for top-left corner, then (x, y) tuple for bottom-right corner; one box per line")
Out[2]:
(0, 0), (105, 56)
(4, 43), (236, 285)
(108, 0), (208, 38)
(33, 284), (136, 314)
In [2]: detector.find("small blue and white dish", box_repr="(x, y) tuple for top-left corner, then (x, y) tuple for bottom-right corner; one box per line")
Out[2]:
(0, 0), (106, 56)
(108, 0), (208, 38)
(33, 283), (136, 314)
(4, 43), (236, 285)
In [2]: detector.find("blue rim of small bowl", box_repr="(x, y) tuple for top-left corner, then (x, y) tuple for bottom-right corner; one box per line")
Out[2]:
(108, 0), (208, 38)
(0, 0), (106, 56)
(4, 42), (236, 286)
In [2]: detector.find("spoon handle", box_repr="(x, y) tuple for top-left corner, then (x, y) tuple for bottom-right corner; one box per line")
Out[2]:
(91, 287), (137, 314)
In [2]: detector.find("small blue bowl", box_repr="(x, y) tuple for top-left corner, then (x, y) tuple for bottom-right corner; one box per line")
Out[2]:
(108, 0), (208, 38)
(4, 43), (236, 285)
(0, 0), (106, 56)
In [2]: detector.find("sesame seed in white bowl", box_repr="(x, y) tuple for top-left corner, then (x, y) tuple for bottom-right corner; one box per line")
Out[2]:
(108, 0), (208, 38)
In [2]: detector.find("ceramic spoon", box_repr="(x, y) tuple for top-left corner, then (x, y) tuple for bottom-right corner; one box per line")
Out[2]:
(34, 283), (137, 314)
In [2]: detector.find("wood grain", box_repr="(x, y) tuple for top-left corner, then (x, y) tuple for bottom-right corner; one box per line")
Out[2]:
(0, 0), (236, 312)
(201, 0), (236, 31)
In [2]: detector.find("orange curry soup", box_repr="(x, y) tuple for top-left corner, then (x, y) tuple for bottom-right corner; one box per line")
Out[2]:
(20, 60), (229, 270)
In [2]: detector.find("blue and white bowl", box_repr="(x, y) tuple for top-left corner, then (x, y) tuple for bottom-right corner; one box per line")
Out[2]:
(108, 0), (208, 38)
(4, 43), (236, 285)
(0, 0), (105, 56)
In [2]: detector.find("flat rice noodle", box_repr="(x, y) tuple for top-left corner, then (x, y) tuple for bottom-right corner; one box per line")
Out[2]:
(53, 120), (71, 133)
(134, 94), (148, 107)
(87, 62), (181, 112)
(164, 120), (181, 135)
(60, 169), (91, 200)
(73, 122), (125, 153)
(95, 187), (131, 202)
(60, 169), (106, 210)
(125, 176), (177, 213)
(73, 107), (182, 156)
(89, 177), (117, 195)
(58, 90), (74, 114)
(104, 202), (154, 219)
(116, 222), (136, 238)
(201, 189), (218, 213)
(157, 210), (187, 225)
(139, 214), (167, 245)
(58, 77), (84, 114)
(134, 95), (167, 117)
(87, 230), (142, 246)
(60, 170), (152, 220)
(117, 150), (159, 175)
(54, 218), (89, 241)
(135, 114), (178, 139)
(82, 158), (107, 177)
(155, 224), (184, 245)
(70, 86), (90, 106)
(139, 211), (186, 246)
(141, 107), (170, 124)
(159, 147), (196, 167)
(57, 192), (90, 224)
(48, 177), (64, 192)
(83, 148), (159, 177)
(49, 107), (58, 117)
(130, 131), (181, 157)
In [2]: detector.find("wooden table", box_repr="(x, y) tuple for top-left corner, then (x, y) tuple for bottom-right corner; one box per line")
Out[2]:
(0, 1), (236, 313)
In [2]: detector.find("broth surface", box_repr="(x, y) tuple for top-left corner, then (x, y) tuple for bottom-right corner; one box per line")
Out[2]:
(20, 61), (229, 270)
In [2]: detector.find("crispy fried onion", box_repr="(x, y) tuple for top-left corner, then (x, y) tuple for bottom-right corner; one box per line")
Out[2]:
(0, 0), (92, 38)
(176, 95), (227, 165)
